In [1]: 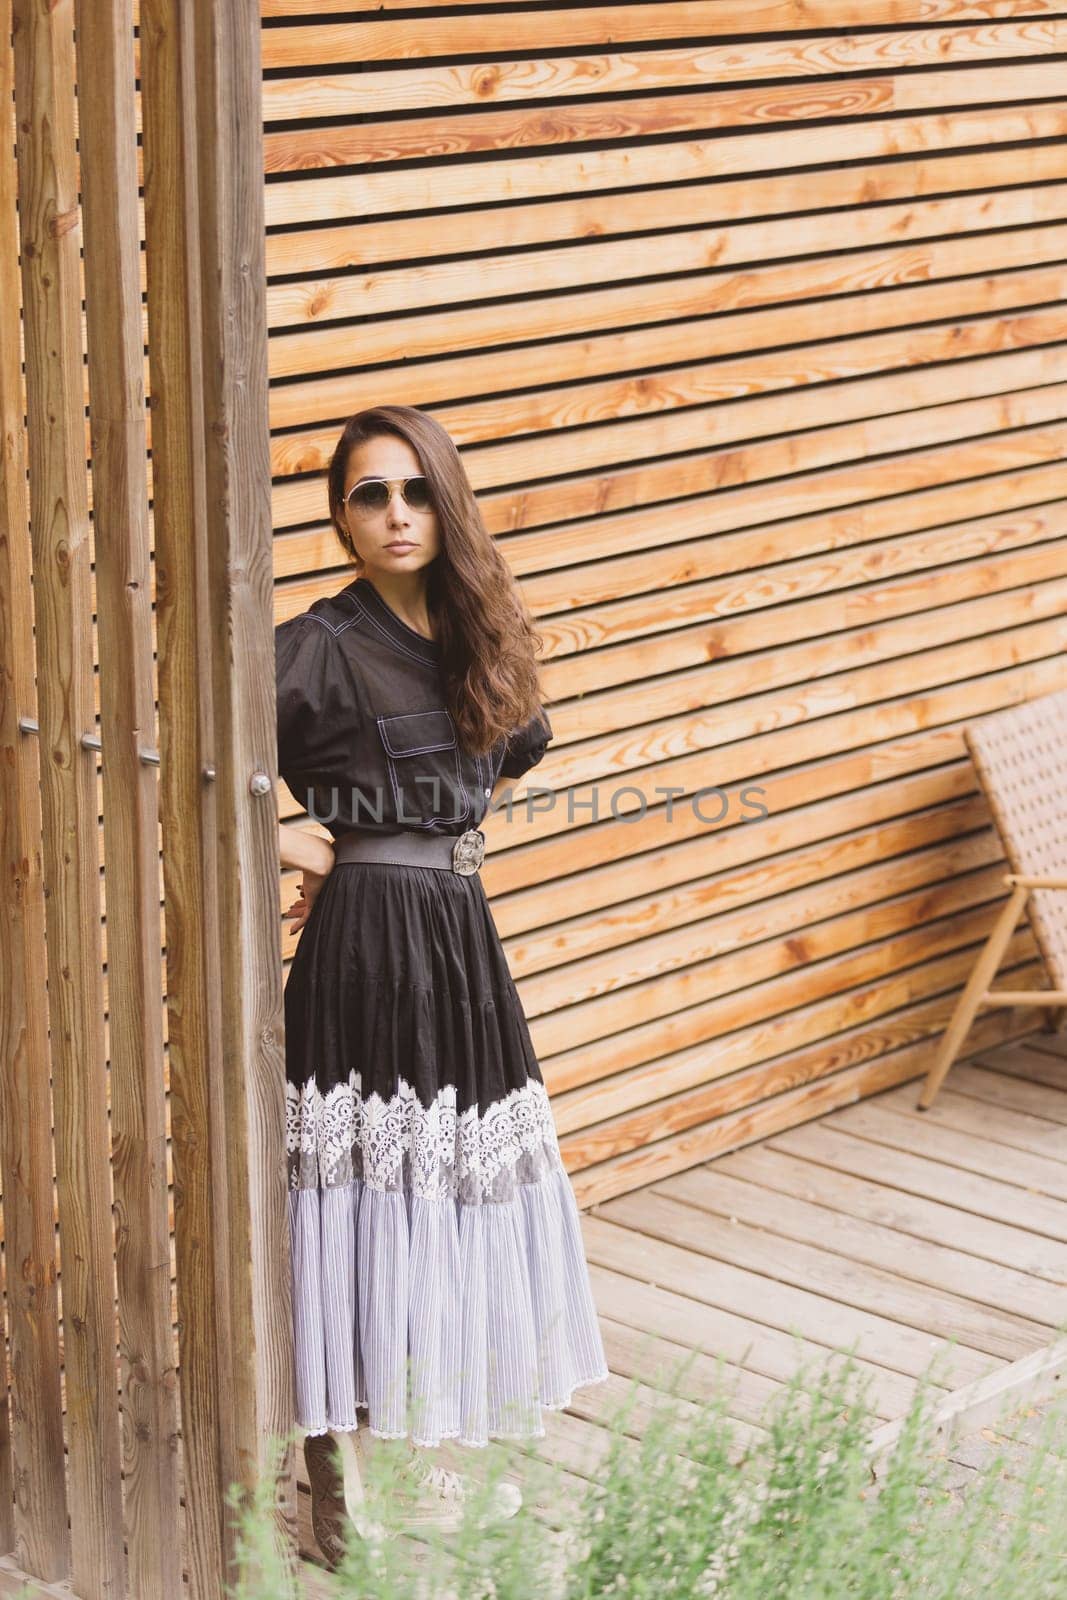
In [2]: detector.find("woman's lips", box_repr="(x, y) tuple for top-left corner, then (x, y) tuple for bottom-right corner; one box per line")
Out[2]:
(386, 542), (416, 550)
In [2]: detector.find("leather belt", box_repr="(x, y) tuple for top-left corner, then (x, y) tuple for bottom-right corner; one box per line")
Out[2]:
(332, 826), (486, 876)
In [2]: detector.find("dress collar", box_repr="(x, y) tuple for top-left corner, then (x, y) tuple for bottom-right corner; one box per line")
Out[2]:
(349, 575), (441, 663)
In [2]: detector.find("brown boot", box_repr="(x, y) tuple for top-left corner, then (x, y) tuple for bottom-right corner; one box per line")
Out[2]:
(303, 1431), (353, 1570)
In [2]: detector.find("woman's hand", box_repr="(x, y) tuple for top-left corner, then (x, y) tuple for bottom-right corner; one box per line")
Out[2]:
(285, 860), (333, 933)
(280, 827), (336, 932)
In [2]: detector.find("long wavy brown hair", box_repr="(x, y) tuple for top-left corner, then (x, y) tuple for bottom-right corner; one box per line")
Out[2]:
(326, 405), (549, 758)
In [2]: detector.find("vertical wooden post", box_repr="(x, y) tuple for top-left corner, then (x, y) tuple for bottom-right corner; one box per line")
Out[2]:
(0, 3), (69, 1583)
(9, 1), (126, 1596)
(142, 0), (296, 1591)
(187, 0), (295, 1559)
(139, 2), (231, 1590)
(74, 2), (183, 1596)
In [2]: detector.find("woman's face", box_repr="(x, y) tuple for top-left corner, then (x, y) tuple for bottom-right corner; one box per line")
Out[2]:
(338, 434), (442, 581)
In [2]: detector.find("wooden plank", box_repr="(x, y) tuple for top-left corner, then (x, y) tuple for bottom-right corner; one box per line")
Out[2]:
(262, 104), (1067, 227)
(0, 1558), (83, 1600)
(10, 1), (127, 1594)
(272, 407), (1067, 581)
(766, 1123), (1067, 1289)
(579, 1211), (1000, 1387)
(506, 789), (998, 979)
(932, 1059), (1067, 1125)
(550, 902), (1036, 1139)
(554, 935), (1045, 1168)
(543, 856), (1020, 1093)
(72, 3), (181, 1595)
(874, 1077), (1067, 1160)
(293, 381), (1067, 531)
(186, 0), (296, 1580)
(265, 228), (1067, 381)
(262, 60), (1067, 168)
(865, 1334), (1067, 1480)
(262, 272), (1067, 454)
(261, 0), (1067, 13)
(599, 1188), (1051, 1359)
(143, 0), (297, 1591)
(598, 1315), (773, 1440)
(771, 1098), (1067, 1241)
(0, 2), (69, 1581)
(521, 528), (1067, 710)
(662, 1151), (1067, 1326)
(821, 1100), (1067, 1205)
(474, 626), (1067, 859)
(140, 0), (234, 1587)
(494, 765), (987, 945)
(261, 22), (1067, 123)
(401, 382), (1067, 543)
(258, 4), (1067, 63)
(589, 1268), (925, 1418)
(981, 1037), (1067, 1080)
(569, 1005), (1041, 1205)
(263, 144), (1067, 276)
(265, 183), (1067, 328)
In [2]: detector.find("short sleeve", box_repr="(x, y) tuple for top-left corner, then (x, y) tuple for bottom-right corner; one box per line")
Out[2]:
(275, 615), (334, 779)
(499, 704), (553, 781)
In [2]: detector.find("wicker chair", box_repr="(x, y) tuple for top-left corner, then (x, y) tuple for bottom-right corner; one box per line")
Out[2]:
(918, 685), (1067, 1109)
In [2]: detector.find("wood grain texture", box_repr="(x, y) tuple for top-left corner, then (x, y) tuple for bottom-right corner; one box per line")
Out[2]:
(262, 103), (1067, 227)
(7, 17), (1067, 1595)
(260, 22), (1067, 126)
(142, 0), (296, 1594)
(257, 4), (1067, 1212)
(257, 3), (1067, 64)
(73, 4), (183, 1596)
(0, 4), (69, 1582)
(263, 143), (1067, 277)
(10, 1), (126, 1595)
(259, 0), (1067, 17)
(187, 0), (297, 1582)
(140, 5), (225, 1589)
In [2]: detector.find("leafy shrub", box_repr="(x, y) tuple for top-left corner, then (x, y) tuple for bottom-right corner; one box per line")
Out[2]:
(226, 1337), (1067, 1600)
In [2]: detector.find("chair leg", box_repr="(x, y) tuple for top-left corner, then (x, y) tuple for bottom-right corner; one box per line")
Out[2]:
(917, 885), (1029, 1109)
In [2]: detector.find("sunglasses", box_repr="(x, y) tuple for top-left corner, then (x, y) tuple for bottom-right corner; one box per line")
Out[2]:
(344, 476), (434, 516)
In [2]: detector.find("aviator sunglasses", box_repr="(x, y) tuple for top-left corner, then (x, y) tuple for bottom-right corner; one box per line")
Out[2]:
(344, 476), (435, 516)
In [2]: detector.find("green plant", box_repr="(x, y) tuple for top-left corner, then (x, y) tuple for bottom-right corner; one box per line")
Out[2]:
(225, 1341), (1067, 1600)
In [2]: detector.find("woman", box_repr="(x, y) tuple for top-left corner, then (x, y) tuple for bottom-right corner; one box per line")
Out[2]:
(276, 405), (608, 1561)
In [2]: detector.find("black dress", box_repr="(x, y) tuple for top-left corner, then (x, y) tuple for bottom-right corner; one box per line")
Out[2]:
(276, 574), (608, 1448)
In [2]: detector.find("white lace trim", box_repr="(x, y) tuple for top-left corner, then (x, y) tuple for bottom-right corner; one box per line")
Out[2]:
(286, 1072), (560, 1200)
(297, 1366), (611, 1449)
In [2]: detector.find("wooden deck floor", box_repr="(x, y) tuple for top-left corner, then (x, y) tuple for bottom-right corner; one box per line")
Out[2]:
(297, 1029), (1067, 1584)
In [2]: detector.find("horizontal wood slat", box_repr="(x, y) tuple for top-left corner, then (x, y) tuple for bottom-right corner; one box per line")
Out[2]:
(258, 5), (1067, 64)
(262, 105), (1067, 227)
(263, 144), (1067, 276)
(265, 188), (1067, 328)
(260, 22), (1067, 126)
(131, 9), (1067, 1221)
(262, 62), (1067, 170)
(260, 0), (1067, 17)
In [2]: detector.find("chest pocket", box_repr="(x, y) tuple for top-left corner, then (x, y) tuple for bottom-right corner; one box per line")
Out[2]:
(376, 708), (472, 828)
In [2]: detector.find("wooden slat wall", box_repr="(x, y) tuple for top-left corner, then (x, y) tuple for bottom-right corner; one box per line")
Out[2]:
(10, 2), (126, 1594)
(1, 4), (295, 1596)
(0, 0), (69, 1583)
(267, 3), (1067, 1207)
(75, 3), (182, 1595)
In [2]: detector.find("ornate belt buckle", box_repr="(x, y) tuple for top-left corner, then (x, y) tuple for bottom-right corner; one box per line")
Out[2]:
(451, 828), (485, 875)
